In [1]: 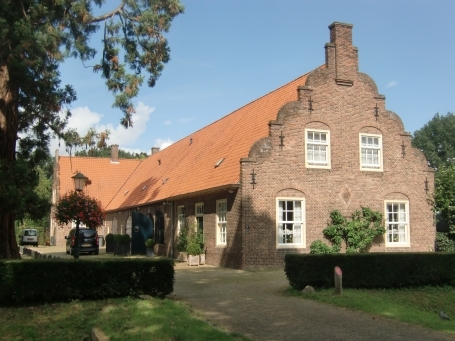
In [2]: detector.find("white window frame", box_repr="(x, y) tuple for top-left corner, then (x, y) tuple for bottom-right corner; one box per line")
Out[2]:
(177, 205), (186, 236)
(359, 133), (383, 171)
(305, 129), (331, 169)
(216, 199), (227, 246)
(384, 200), (410, 247)
(276, 198), (305, 249)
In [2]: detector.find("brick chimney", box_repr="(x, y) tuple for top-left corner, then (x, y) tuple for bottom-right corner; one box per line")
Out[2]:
(110, 144), (119, 163)
(325, 22), (358, 86)
(151, 147), (160, 155)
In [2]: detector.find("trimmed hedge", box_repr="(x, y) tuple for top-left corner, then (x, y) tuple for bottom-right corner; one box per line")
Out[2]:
(0, 258), (174, 305)
(285, 253), (455, 290)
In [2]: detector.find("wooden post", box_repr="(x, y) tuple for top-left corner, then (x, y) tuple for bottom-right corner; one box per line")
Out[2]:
(334, 266), (342, 295)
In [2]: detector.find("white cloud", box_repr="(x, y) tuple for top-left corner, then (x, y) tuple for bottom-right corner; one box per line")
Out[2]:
(387, 80), (398, 88)
(164, 120), (172, 126)
(155, 138), (174, 150)
(49, 102), (155, 156)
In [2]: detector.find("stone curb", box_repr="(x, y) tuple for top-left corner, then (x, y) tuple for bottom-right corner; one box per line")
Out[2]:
(21, 247), (61, 259)
(91, 328), (109, 341)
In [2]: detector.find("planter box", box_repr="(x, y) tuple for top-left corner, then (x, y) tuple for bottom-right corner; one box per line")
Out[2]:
(199, 254), (205, 265)
(106, 240), (114, 253)
(178, 251), (188, 262)
(187, 254), (199, 266)
(114, 243), (130, 256)
(146, 248), (155, 258)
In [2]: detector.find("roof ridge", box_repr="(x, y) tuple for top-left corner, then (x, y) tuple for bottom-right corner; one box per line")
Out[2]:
(162, 69), (318, 148)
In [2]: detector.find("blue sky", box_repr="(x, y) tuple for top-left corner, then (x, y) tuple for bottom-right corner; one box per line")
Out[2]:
(51, 0), (455, 156)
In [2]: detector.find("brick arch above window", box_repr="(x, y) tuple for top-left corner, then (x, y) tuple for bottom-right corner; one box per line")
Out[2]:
(359, 125), (383, 135)
(305, 121), (330, 130)
(384, 192), (410, 201)
(276, 187), (306, 198)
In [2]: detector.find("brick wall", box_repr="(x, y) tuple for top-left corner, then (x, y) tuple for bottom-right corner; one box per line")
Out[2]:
(240, 22), (434, 270)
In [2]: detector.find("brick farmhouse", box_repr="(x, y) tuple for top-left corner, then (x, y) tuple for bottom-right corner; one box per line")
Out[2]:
(51, 22), (434, 269)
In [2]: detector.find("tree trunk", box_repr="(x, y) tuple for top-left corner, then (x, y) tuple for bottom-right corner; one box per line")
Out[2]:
(0, 61), (21, 259)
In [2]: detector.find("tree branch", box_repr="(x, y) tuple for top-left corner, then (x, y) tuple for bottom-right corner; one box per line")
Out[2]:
(88, 2), (125, 23)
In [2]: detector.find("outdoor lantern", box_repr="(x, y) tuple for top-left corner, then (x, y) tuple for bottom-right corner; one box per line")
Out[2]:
(72, 172), (88, 191)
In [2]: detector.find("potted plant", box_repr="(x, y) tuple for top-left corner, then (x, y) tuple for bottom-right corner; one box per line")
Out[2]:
(114, 234), (131, 256)
(176, 225), (188, 262)
(145, 238), (155, 257)
(105, 233), (115, 253)
(186, 231), (204, 266)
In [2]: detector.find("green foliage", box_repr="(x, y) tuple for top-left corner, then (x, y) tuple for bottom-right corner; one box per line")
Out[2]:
(285, 253), (455, 290)
(176, 225), (189, 252)
(0, 258), (175, 304)
(75, 145), (148, 159)
(145, 238), (155, 248)
(113, 234), (123, 244)
(0, 1), (184, 258)
(0, 160), (51, 221)
(120, 234), (131, 244)
(310, 208), (385, 254)
(309, 240), (336, 254)
(53, 191), (105, 229)
(412, 112), (455, 169)
(105, 233), (115, 242)
(435, 232), (455, 252)
(186, 231), (204, 256)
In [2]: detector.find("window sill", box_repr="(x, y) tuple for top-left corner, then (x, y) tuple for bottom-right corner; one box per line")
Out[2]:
(216, 244), (227, 249)
(276, 244), (305, 249)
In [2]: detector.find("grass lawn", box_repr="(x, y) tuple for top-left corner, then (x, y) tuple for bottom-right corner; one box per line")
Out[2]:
(0, 297), (250, 341)
(285, 286), (455, 335)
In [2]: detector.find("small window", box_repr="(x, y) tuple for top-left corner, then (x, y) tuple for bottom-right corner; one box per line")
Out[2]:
(216, 199), (227, 246)
(360, 134), (383, 171)
(385, 201), (409, 247)
(276, 198), (305, 248)
(305, 129), (330, 168)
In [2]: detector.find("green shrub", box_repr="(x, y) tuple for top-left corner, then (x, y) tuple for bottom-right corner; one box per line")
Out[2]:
(176, 225), (188, 252)
(186, 232), (204, 255)
(145, 238), (155, 248)
(114, 234), (122, 244)
(310, 240), (335, 254)
(105, 233), (114, 242)
(311, 207), (385, 254)
(435, 232), (455, 252)
(120, 234), (131, 244)
(285, 253), (455, 290)
(0, 258), (175, 304)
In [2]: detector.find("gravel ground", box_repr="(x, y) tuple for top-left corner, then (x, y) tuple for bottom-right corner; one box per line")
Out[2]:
(172, 262), (454, 341)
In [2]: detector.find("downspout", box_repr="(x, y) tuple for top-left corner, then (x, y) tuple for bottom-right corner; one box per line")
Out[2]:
(169, 201), (174, 258)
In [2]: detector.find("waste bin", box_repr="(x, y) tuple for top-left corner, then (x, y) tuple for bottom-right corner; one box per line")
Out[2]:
(98, 235), (104, 247)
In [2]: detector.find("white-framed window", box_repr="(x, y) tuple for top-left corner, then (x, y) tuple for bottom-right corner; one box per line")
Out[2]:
(177, 205), (186, 235)
(276, 198), (305, 248)
(305, 129), (330, 168)
(385, 201), (410, 247)
(360, 134), (383, 171)
(216, 199), (227, 246)
(195, 203), (204, 237)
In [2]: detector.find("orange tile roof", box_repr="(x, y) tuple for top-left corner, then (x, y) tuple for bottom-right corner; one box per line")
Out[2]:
(106, 71), (313, 211)
(57, 156), (142, 208)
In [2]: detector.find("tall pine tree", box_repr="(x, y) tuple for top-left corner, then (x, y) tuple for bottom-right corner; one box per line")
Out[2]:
(0, 1), (184, 258)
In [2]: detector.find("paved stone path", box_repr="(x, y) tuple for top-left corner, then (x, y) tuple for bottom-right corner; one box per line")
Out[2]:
(172, 263), (453, 341)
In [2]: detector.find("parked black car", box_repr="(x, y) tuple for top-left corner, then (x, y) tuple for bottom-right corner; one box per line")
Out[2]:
(65, 228), (99, 255)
